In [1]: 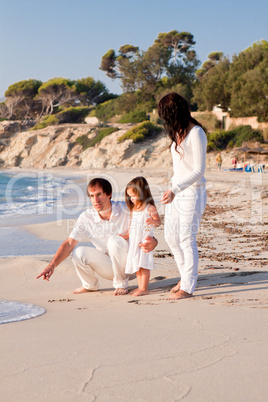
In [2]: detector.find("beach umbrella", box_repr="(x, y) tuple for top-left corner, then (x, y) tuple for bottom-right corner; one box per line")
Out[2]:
(246, 147), (264, 164)
(235, 146), (251, 165)
(236, 146), (252, 152)
(246, 147), (264, 153)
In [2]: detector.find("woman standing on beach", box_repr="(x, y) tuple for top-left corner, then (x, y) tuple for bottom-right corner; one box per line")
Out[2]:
(158, 93), (207, 300)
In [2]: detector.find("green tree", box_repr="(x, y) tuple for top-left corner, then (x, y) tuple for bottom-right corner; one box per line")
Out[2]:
(4, 79), (42, 120)
(228, 41), (268, 121)
(100, 31), (199, 97)
(75, 77), (111, 106)
(155, 30), (196, 66)
(36, 77), (77, 116)
(100, 45), (141, 92)
(139, 43), (171, 92)
(195, 51), (224, 79)
(155, 30), (199, 89)
(193, 56), (231, 111)
(99, 49), (118, 79)
(194, 42), (268, 121)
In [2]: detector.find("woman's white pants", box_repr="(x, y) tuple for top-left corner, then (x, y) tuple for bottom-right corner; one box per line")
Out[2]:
(71, 235), (134, 290)
(164, 186), (207, 294)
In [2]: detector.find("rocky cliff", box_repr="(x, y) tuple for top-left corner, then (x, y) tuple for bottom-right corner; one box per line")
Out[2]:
(0, 121), (173, 170)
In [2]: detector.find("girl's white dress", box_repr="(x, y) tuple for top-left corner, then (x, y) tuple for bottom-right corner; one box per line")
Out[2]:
(125, 205), (155, 274)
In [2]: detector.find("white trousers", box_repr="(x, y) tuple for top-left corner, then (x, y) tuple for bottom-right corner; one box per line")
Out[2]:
(72, 235), (134, 290)
(164, 186), (207, 294)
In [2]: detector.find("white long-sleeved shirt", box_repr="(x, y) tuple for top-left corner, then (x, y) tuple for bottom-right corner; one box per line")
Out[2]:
(170, 125), (207, 195)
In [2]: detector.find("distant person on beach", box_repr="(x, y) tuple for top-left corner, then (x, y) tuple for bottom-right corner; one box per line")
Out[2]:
(120, 177), (161, 296)
(36, 178), (157, 295)
(232, 157), (238, 169)
(158, 93), (207, 300)
(216, 152), (222, 171)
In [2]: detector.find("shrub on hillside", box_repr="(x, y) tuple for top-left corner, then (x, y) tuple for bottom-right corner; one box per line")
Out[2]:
(119, 111), (148, 124)
(207, 130), (234, 151)
(94, 99), (118, 122)
(118, 122), (162, 143)
(227, 125), (263, 147)
(76, 127), (119, 150)
(207, 125), (263, 151)
(57, 107), (90, 124)
(32, 107), (90, 130)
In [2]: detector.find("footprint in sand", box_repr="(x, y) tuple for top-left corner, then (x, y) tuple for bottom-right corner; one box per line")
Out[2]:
(47, 298), (73, 303)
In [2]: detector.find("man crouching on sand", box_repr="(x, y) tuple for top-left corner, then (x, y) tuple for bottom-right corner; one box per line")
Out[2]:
(36, 178), (158, 295)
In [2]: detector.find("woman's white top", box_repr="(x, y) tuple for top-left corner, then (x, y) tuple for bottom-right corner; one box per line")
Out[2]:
(170, 125), (207, 195)
(125, 205), (154, 274)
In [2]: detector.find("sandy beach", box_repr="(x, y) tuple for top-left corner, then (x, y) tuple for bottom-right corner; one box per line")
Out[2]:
(0, 168), (267, 401)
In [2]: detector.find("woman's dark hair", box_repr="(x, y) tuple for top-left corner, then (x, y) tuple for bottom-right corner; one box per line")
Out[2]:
(125, 176), (155, 211)
(158, 92), (204, 154)
(87, 178), (112, 198)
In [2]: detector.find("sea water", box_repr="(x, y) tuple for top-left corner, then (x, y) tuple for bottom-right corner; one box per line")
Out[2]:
(0, 171), (72, 218)
(0, 171), (89, 256)
(0, 300), (46, 324)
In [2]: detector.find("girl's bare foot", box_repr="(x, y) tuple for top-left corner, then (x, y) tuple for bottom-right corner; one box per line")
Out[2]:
(114, 288), (128, 296)
(168, 290), (192, 300)
(170, 280), (181, 293)
(131, 289), (149, 296)
(129, 288), (138, 295)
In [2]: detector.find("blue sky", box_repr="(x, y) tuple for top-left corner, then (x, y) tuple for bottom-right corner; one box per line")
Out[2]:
(1, 0), (267, 97)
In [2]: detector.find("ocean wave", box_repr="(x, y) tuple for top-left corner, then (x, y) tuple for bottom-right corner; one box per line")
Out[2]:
(0, 172), (75, 218)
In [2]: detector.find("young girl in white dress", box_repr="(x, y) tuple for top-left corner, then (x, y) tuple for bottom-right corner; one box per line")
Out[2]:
(120, 177), (161, 296)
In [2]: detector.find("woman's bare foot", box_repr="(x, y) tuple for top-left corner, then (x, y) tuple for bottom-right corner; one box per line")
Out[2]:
(170, 280), (181, 293)
(71, 286), (93, 294)
(114, 288), (128, 296)
(131, 289), (149, 296)
(168, 289), (192, 300)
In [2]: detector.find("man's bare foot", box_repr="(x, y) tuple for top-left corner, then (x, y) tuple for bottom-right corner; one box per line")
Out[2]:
(170, 280), (181, 293)
(168, 289), (192, 300)
(71, 286), (94, 294)
(131, 289), (149, 296)
(114, 288), (128, 296)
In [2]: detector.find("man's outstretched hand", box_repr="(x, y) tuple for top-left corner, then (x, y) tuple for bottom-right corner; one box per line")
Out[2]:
(35, 238), (78, 282)
(36, 265), (55, 281)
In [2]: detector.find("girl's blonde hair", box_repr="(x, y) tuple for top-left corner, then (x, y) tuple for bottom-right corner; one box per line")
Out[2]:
(125, 176), (155, 211)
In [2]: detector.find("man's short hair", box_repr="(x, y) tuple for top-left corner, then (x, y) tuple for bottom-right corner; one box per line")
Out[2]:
(87, 178), (112, 198)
